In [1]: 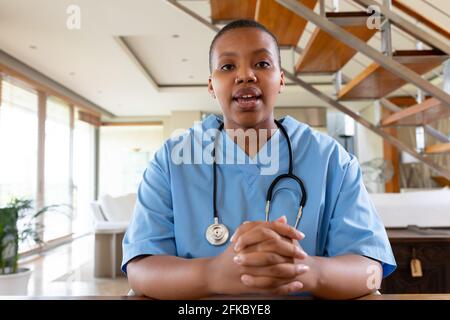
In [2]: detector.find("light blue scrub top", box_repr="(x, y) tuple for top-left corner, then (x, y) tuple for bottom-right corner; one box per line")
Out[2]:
(121, 115), (396, 278)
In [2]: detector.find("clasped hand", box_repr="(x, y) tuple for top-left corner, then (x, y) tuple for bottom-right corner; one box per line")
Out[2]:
(207, 216), (310, 296)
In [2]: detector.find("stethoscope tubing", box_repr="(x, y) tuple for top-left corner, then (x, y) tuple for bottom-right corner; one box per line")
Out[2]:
(211, 119), (307, 229)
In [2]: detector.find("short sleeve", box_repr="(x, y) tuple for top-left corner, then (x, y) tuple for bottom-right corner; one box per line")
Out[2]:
(121, 144), (176, 275)
(324, 155), (397, 278)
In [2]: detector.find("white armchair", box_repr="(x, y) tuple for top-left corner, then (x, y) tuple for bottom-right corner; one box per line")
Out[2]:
(90, 193), (136, 278)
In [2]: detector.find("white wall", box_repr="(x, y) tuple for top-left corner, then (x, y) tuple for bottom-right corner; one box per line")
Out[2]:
(99, 125), (164, 197)
(163, 110), (202, 139)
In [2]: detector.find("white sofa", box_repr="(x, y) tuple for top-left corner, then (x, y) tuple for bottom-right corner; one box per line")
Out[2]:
(91, 193), (136, 228)
(370, 188), (450, 228)
(90, 193), (136, 278)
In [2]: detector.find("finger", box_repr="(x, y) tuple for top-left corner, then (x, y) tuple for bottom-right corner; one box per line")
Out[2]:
(233, 251), (292, 267)
(235, 222), (304, 251)
(229, 215), (290, 243)
(276, 215), (287, 224)
(237, 236), (298, 264)
(241, 274), (302, 290)
(266, 221), (305, 241)
(241, 263), (309, 279)
(269, 281), (304, 295)
(234, 227), (282, 252)
(237, 238), (307, 261)
(235, 226), (306, 255)
(230, 221), (263, 243)
(258, 238), (307, 260)
(242, 234), (295, 251)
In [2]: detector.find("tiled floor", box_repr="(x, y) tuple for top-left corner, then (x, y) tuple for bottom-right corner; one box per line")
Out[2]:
(19, 235), (130, 296)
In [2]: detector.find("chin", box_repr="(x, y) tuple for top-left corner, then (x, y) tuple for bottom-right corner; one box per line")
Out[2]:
(232, 113), (265, 128)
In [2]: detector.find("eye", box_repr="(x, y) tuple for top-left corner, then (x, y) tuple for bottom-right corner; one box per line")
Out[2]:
(256, 61), (271, 68)
(220, 64), (235, 71)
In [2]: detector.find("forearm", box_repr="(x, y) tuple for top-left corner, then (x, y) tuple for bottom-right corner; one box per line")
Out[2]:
(301, 255), (382, 300)
(127, 255), (213, 299)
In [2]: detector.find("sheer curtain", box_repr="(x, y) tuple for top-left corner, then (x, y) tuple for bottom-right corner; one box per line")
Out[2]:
(0, 79), (38, 206)
(44, 97), (72, 241)
(398, 119), (449, 188)
(399, 60), (450, 188)
(72, 117), (95, 235)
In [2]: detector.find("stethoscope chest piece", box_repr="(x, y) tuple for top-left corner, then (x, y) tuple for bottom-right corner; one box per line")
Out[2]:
(206, 217), (229, 246)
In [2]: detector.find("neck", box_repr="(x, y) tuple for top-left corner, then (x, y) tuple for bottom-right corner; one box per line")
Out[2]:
(223, 116), (278, 158)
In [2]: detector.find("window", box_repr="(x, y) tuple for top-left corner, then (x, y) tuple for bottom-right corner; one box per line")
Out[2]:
(99, 125), (164, 197)
(0, 79), (38, 206)
(0, 75), (99, 251)
(44, 97), (72, 241)
(72, 116), (95, 235)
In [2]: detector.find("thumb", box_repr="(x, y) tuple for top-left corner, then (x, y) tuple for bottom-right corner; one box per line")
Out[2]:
(276, 215), (287, 224)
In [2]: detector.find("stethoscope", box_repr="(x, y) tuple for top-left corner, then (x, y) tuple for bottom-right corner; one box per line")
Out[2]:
(205, 119), (307, 246)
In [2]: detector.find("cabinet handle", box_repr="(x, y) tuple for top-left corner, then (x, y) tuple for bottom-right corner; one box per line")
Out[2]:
(410, 248), (423, 278)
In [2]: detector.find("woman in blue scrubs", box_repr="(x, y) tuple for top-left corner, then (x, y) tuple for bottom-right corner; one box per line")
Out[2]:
(122, 20), (396, 299)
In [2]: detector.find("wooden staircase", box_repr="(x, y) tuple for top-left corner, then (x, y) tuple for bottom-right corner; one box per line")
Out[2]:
(211, 0), (318, 47)
(338, 50), (448, 100)
(296, 12), (377, 73)
(210, 0), (257, 23)
(425, 142), (450, 154)
(255, 0), (317, 47)
(381, 98), (450, 127)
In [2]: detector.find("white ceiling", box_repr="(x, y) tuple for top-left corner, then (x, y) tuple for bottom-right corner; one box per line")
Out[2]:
(0, 0), (448, 118)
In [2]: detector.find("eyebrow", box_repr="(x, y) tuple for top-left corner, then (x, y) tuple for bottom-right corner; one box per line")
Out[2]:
(218, 48), (274, 59)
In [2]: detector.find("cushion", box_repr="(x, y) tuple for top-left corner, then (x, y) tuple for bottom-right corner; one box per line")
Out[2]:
(370, 188), (450, 228)
(99, 193), (137, 223)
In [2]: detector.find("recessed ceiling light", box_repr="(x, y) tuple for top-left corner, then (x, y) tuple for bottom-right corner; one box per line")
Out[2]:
(69, 72), (76, 76)
(97, 90), (102, 94)
(172, 34), (180, 38)
(29, 45), (37, 50)
(188, 75), (194, 79)
(182, 58), (188, 62)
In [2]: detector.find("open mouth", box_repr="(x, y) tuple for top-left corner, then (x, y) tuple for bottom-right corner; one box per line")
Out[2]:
(233, 94), (262, 106)
(232, 87), (263, 109)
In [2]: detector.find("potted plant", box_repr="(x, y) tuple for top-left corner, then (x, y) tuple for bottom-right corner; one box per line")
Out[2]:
(0, 198), (67, 295)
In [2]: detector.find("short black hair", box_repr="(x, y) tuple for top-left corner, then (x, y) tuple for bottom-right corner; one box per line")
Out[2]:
(208, 19), (281, 73)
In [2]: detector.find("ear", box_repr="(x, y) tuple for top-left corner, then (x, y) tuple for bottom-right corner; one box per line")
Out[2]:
(208, 77), (215, 98)
(279, 70), (286, 94)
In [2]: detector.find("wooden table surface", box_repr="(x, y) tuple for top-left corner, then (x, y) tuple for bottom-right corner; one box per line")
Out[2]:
(2, 294), (450, 300)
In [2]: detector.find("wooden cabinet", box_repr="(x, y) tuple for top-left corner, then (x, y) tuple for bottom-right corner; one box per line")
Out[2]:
(381, 228), (450, 294)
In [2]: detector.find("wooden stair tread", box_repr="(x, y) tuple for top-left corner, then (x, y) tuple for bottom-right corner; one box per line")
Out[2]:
(338, 50), (448, 100)
(431, 176), (450, 187)
(388, 95), (431, 107)
(425, 142), (450, 154)
(296, 12), (378, 73)
(210, 0), (257, 23)
(381, 98), (450, 126)
(255, 0), (318, 47)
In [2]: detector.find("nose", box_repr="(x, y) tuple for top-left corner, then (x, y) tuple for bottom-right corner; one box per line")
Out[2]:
(235, 67), (257, 84)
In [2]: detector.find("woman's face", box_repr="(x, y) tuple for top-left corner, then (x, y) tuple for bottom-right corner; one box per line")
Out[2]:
(208, 28), (285, 130)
